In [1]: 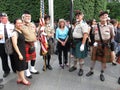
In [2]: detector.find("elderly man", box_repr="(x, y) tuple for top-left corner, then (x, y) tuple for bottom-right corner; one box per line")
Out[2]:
(0, 12), (16, 78)
(21, 11), (39, 79)
(69, 10), (89, 76)
(86, 11), (114, 81)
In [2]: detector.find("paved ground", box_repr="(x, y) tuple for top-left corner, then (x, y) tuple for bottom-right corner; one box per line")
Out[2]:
(1, 42), (120, 90)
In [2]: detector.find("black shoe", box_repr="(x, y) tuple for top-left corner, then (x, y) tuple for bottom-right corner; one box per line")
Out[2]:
(86, 71), (94, 77)
(69, 66), (77, 72)
(0, 84), (4, 89)
(26, 75), (32, 79)
(65, 63), (69, 67)
(118, 77), (120, 84)
(47, 65), (53, 70)
(13, 71), (16, 73)
(112, 62), (117, 66)
(30, 71), (39, 74)
(59, 64), (64, 69)
(78, 69), (83, 76)
(13, 70), (16, 73)
(100, 74), (105, 81)
(3, 72), (10, 78)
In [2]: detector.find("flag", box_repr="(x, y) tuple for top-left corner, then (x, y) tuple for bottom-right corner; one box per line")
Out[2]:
(39, 14), (48, 55)
(39, 0), (48, 55)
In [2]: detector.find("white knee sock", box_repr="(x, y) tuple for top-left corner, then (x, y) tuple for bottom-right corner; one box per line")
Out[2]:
(30, 66), (37, 73)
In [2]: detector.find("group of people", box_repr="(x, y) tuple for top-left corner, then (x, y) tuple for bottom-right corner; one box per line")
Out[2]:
(0, 9), (120, 88)
(68, 10), (120, 83)
(0, 11), (39, 86)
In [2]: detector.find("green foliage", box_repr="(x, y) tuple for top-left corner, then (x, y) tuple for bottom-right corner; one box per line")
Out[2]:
(74, 0), (95, 20)
(94, 0), (107, 20)
(54, 0), (70, 21)
(1, 0), (117, 23)
(0, 0), (70, 22)
(74, 0), (107, 21)
(107, 2), (120, 21)
(0, 0), (40, 23)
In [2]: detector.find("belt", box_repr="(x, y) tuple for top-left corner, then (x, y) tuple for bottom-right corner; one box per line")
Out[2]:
(73, 38), (83, 41)
(25, 42), (34, 45)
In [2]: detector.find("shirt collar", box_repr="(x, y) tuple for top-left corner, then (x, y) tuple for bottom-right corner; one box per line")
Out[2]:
(1, 22), (9, 25)
(99, 22), (107, 27)
(77, 20), (83, 25)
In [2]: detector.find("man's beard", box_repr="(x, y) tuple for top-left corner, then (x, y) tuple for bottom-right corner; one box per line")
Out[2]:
(100, 18), (107, 22)
(25, 19), (31, 23)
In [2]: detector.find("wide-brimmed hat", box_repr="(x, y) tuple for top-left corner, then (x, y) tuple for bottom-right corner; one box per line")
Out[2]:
(99, 11), (108, 17)
(58, 19), (66, 24)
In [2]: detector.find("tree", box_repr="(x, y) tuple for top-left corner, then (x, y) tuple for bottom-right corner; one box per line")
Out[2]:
(54, 0), (70, 21)
(0, 0), (40, 22)
(94, 0), (107, 20)
(107, 2), (120, 21)
(73, 0), (107, 21)
(0, 0), (108, 22)
(74, 0), (95, 20)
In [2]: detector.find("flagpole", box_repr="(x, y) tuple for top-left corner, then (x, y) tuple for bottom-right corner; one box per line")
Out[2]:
(48, 0), (54, 28)
(70, 0), (73, 24)
(69, 0), (74, 69)
(40, 0), (44, 18)
(40, 0), (47, 71)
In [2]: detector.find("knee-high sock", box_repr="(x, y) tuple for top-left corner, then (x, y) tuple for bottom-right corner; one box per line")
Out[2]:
(47, 55), (51, 65)
(31, 60), (35, 66)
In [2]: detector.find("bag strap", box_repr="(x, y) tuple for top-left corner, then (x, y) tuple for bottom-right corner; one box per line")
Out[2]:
(97, 23), (104, 48)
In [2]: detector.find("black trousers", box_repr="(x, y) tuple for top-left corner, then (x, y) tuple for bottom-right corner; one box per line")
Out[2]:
(0, 44), (16, 73)
(58, 42), (68, 65)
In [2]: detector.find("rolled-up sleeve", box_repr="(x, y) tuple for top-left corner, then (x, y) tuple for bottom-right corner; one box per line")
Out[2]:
(81, 24), (89, 34)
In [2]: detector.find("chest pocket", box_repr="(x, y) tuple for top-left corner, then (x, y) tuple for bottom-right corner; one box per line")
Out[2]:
(101, 27), (111, 40)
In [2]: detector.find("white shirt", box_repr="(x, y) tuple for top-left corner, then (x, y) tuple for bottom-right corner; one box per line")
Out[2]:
(0, 23), (14, 43)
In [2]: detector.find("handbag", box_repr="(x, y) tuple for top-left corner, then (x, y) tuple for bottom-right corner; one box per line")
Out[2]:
(5, 37), (13, 55)
(96, 48), (104, 57)
(28, 45), (35, 54)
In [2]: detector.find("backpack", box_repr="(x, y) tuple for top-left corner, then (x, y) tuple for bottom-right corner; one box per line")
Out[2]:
(5, 37), (13, 55)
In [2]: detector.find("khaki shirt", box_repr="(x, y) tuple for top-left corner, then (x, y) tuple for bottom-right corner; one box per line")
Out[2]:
(73, 20), (88, 38)
(44, 24), (54, 38)
(21, 22), (36, 42)
(94, 23), (114, 40)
